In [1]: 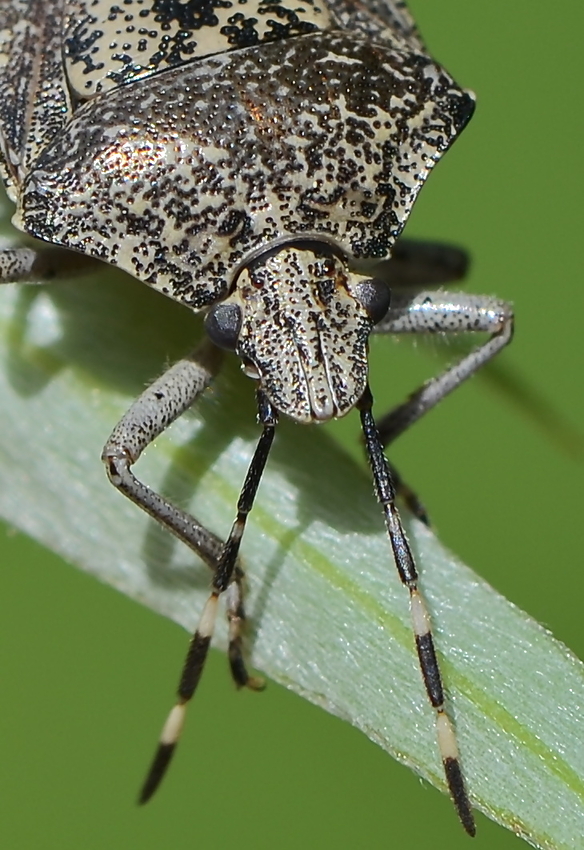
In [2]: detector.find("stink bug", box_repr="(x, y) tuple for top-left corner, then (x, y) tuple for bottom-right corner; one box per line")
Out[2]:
(0, 0), (514, 836)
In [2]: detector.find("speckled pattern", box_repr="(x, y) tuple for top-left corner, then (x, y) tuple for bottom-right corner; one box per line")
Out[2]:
(64, 0), (331, 97)
(0, 7), (494, 824)
(232, 246), (373, 421)
(9, 34), (473, 304)
(0, 1), (71, 198)
(0, 0), (474, 415)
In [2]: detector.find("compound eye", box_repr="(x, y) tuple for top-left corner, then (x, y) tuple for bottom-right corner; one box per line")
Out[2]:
(352, 278), (391, 324)
(205, 302), (242, 350)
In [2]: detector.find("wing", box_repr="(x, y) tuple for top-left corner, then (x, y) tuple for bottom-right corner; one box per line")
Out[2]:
(372, 239), (470, 289)
(326, 0), (427, 54)
(0, 0), (71, 200)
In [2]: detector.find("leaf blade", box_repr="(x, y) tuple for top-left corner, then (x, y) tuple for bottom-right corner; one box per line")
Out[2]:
(0, 260), (583, 849)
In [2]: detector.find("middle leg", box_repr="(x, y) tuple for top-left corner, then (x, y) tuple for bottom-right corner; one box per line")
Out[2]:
(138, 393), (277, 803)
(372, 290), (514, 447)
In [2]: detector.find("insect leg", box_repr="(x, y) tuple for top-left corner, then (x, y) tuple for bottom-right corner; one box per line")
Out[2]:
(0, 245), (98, 283)
(385, 460), (430, 526)
(375, 238), (469, 289)
(138, 393), (276, 803)
(103, 339), (263, 692)
(225, 571), (266, 691)
(0, 247), (47, 282)
(102, 339), (226, 570)
(358, 386), (475, 836)
(373, 290), (514, 447)
(218, 393), (275, 695)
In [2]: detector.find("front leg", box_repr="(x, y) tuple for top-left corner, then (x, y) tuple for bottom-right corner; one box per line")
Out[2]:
(102, 339), (264, 727)
(102, 339), (226, 568)
(373, 290), (514, 447)
(0, 245), (98, 283)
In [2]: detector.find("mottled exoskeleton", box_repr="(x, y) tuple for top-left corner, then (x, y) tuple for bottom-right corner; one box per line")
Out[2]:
(0, 0), (514, 834)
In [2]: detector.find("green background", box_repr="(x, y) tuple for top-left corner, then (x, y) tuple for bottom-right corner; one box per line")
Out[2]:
(1, 1), (583, 848)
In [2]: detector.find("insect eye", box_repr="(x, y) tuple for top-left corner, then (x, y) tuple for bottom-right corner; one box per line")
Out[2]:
(205, 302), (243, 350)
(352, 278), (391, 324)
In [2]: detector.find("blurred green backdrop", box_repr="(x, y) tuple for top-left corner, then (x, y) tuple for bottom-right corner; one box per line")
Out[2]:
(1, 1), (582, 848)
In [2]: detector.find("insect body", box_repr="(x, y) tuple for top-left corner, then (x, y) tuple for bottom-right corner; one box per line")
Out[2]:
(0, 0), (514, 835)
